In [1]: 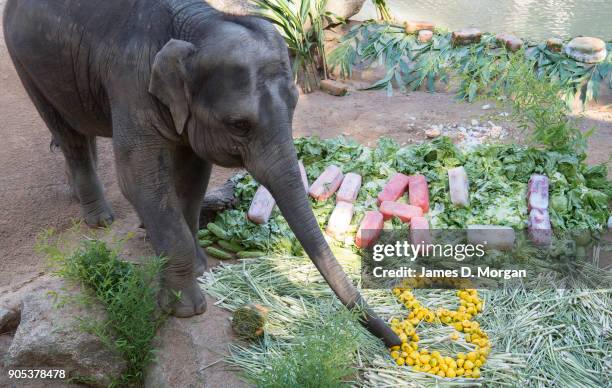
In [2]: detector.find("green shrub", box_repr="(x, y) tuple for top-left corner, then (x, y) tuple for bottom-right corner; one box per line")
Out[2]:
(39, 234), (166, 387)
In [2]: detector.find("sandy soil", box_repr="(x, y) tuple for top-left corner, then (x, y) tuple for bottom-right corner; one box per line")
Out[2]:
(0, 0), (610, 385)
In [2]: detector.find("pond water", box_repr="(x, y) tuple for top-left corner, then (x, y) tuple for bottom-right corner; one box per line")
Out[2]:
(355, 0), (612, 40)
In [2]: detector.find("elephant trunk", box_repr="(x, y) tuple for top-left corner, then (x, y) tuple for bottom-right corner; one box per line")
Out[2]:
(246, 140), (400, 347)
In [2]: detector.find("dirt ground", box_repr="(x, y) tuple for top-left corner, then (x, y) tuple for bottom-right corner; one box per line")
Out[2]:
(0, 0), (610, 385)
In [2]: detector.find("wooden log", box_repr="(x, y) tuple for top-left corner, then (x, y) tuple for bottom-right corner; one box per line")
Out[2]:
(199, 176), (239, 227)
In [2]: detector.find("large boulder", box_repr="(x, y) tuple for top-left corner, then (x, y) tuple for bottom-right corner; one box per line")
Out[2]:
(3, 280), (127, 387)
(564, 37), (607, 63)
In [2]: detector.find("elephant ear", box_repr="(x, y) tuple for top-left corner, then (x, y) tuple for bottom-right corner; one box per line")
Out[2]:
(148, 39), (195, 136)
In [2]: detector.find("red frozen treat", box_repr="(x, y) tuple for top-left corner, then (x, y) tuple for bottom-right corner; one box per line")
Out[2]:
(377, 173), (410, 205)
(408, 174), (430, 212)
(247, 185), (275, 224)
(308, 165), (344, 201)
(336, 172), (362, 203)
(355, 211), (384, 248)
(528, 208), (552, 246)
(326, 201), (355, 240)
(410, 216), (432, 246)
(528, 174), (549, 212)
(298, 160), (309, 191)
(379, 201), (423, 222)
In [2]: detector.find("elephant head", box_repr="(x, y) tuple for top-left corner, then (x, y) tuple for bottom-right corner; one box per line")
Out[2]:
(148, 16), (400, 347)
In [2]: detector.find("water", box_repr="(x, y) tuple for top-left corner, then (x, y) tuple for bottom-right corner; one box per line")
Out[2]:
(355, 0), (612, 40)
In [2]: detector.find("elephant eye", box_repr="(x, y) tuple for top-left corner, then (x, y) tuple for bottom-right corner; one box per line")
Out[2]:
(228, 119), (252, 136)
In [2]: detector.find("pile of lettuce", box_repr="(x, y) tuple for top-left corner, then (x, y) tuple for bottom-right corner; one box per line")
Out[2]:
(210, 136), (610, 254)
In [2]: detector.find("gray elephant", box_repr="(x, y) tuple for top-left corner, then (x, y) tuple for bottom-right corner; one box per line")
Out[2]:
(3, 0), (399, 346)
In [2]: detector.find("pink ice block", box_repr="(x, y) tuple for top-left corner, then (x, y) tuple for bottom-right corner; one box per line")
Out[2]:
(410, 216), (432, 246)
(308, 165), (344, 201)
(356, 211), (384, 248)
(448, 166), (470, 206)
(336, 172), (362, 203)
(528, 174), (549, 212)
(408, 174), (430, 212)
(379, 201), (423, 223)
(326, 201), (354, 240)
(247, 185), (275, 224)
(298, 160), (309, 191)
(377, 173), (410, 205)
(528, 208), (552, 246)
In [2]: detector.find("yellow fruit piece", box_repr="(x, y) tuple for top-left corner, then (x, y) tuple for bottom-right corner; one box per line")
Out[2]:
(457, 367), (464, 376)
(391, 351), (400, 359)
(422, 364), (431, 372)
(450, 332), (459, 340)
(396, 357), (405, 366)
(457, 352), (466, 359)
(406, 357), (415, 366)
(420, 354), (431, 364)
(390, 345), (400, 351)
(474, 359), (482, 368)
(472, 367), (481, 378)
(447, 368), (457, 378)
(464, 360), (474, 370)
(457, 359), (464, 367)
(467, 352), (478, 362)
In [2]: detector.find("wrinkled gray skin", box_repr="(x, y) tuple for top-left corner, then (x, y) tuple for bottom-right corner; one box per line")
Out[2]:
(4, 0), (400, 346)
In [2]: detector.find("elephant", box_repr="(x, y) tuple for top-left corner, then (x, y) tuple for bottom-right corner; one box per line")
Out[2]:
(3, 0), (400, 346)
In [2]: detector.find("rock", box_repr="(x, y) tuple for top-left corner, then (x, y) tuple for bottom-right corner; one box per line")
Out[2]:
(489, 125), (502, 138)
(418, 29), (434, 43)
(425, 128), (441, 138)
(0, 306), (20, 332)
(481, 104), (491, 110)
(496, 33), (524, 52)
(564, 37), (607, 63)
(4, 281), (127, 387)
(319, 79), (349, 96)
(405, 21), (435, 34)
(452, 28), (482, 46)
(546, 37), (564, 52)
(206, 0), (254, 15)
(325, 0), (367, 21)
(471, 119), (479, 126)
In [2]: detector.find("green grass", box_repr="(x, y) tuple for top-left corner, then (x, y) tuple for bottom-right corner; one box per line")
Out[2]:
(38, 232), (166, 387)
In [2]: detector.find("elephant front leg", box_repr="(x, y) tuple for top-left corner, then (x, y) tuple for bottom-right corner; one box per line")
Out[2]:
(114, 143), (206, 317)
(172, 148), (212, 275)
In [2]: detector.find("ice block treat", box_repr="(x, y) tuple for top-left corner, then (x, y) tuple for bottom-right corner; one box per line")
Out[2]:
(408, 174), (430, 212)
(298, 160), (309, 191)
(379, 201), (423, 222)
(528, 174), (549, 211)
(308, 165), (344, 201)
(355, 211), (384, 248)
(410, 216), (432, 247)
(326, 201), (355, 240)
(377, 173), (410, 205)
(248, 185), (275, 224)
(336, 172), (362, 203)
(528, 208), (552, 246)
(448, 166), (469, 206)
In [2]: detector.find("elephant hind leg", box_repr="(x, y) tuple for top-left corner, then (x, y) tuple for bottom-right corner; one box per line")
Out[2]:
(13, 63), (114, 227)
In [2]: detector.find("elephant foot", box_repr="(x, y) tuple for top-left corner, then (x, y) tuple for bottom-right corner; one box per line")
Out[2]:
(83, 201), (115, 228)
(194, 246), (208, 276)
(161, 277), (207, 318)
